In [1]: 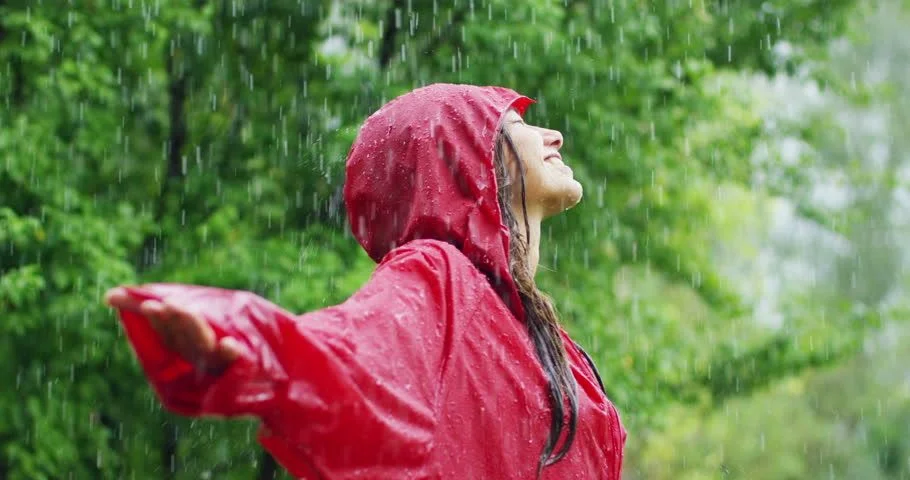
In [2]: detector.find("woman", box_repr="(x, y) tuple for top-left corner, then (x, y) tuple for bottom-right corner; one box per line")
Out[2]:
(106, 84), (626, 479)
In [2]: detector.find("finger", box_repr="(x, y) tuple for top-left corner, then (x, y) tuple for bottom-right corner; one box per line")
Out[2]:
(216, 337), (242, 364)
(188, 310), (217, 354)
(139, 299), (166, 317)
(105, 287), (143, 312)
(141, 300), (180, 352)
(163, 300), (216, 359)
(164, 303), (221, 371)
(139, 300), (168, 334)
(158, 302), (199, 362)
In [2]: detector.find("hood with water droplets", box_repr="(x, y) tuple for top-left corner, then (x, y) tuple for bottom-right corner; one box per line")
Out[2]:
(344, 83), (534, 314)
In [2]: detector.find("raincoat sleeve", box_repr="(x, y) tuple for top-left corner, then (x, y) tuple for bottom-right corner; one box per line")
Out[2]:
(114, 240), (476, 475)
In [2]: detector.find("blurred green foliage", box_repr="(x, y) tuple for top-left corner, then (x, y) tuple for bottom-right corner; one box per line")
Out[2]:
(2, 0), (904, 478)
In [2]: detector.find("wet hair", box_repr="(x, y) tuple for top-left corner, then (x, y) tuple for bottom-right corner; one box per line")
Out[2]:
(494, 126), (579, 475)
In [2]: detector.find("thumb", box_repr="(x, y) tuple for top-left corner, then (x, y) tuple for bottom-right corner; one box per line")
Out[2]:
(215, 337), (243, 364)
(198, 337), (243, 375)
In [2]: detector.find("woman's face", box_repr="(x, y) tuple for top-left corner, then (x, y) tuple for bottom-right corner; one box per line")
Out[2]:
(501, 109), (583, 218)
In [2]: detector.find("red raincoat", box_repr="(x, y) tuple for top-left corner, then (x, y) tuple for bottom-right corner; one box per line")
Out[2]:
(115, 84), (626, 479)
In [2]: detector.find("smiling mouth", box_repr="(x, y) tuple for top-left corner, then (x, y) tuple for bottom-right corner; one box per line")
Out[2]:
(545, 154), (573, 175)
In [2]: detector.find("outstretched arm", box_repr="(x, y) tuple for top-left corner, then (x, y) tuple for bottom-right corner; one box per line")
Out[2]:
(106, 283), (296, 418)
(106, 240), (481, 478)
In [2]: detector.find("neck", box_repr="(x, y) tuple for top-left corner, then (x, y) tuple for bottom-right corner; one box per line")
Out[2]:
(514, 206), (544, 276)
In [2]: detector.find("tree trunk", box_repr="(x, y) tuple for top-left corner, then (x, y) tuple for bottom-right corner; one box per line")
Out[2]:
(257, 452), (279, 480)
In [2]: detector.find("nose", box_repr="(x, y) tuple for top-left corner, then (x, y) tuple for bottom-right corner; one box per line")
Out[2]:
(542, 128), (563, 149)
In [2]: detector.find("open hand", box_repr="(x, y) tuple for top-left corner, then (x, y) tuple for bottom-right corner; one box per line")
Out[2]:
(105, 287), (242, 374)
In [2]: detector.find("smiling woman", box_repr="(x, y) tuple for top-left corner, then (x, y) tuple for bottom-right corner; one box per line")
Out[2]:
(493, 106), (592, 471)
(106, 83), (626, 479)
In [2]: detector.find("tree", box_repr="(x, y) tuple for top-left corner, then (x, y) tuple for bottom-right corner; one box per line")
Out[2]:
(0, 0), (863, 477)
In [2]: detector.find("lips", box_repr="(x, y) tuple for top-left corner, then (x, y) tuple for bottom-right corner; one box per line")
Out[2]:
(544, 153), (573, 175)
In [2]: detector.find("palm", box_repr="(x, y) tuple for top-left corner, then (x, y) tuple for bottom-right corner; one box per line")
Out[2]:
(105, 287), (241, 373)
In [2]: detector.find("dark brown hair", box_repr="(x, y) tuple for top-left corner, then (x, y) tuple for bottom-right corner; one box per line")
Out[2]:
(494, 127), (579, 475)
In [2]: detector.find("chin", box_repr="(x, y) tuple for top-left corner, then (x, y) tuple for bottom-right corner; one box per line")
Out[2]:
(563, 178), (583, 205)
(569, 179), (583, 201)
(543, 182), (583, 216)
(564, 188), (583, 210)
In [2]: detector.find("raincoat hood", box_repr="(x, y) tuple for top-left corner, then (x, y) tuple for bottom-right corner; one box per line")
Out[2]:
(344, 83), (534, 313)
